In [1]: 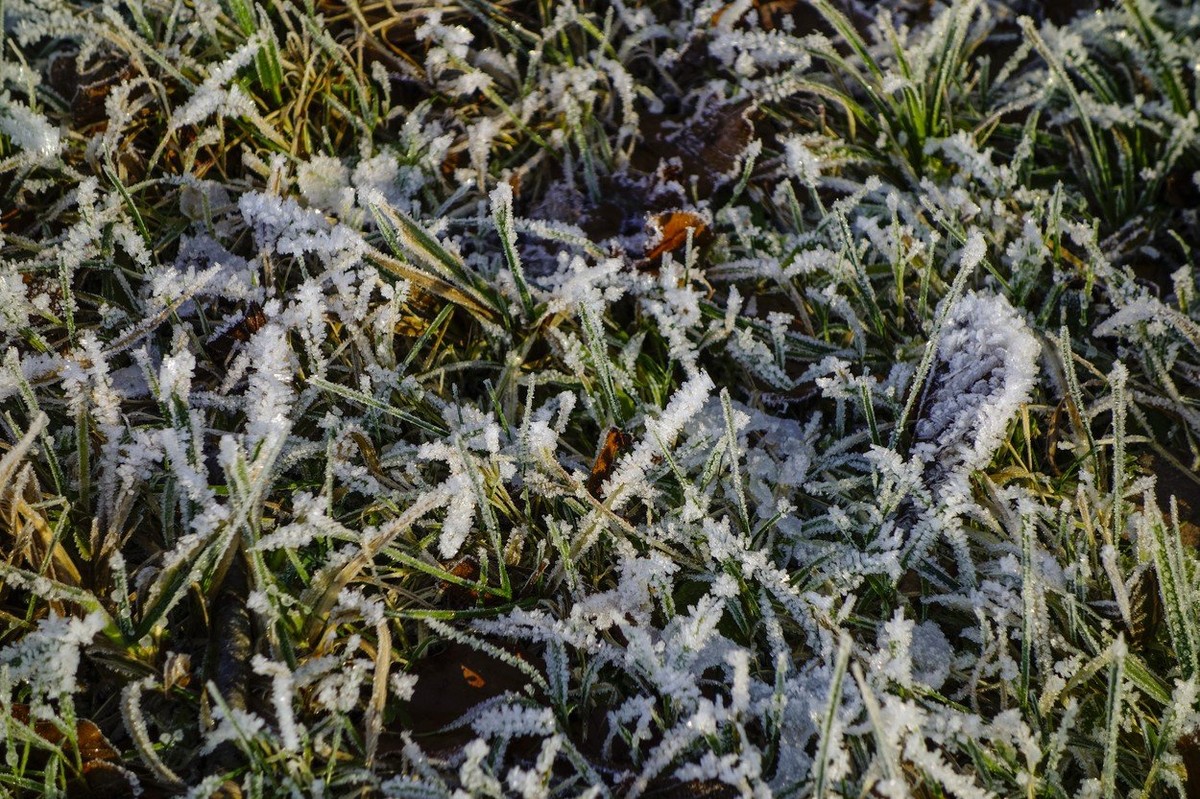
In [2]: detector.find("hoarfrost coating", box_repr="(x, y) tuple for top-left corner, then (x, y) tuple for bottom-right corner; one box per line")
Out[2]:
(1, 0), (1199, 795)
(913, 290), (1041, 482)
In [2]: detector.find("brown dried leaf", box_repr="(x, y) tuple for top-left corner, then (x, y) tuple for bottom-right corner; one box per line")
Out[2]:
(586, 428), (633, 498)
(644, 211), (709, 264)
(9, 703), (120, 762)
(203, 302), (268, 365)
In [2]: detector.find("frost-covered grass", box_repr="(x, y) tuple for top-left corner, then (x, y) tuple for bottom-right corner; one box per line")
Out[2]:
(0, 0), (1199, 796)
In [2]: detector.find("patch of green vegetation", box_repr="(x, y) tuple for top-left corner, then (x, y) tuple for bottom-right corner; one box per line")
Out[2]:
(0, 0), (1198, 796)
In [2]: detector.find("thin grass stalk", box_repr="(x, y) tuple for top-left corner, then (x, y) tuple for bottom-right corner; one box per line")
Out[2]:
(121, 678), (185, 789)
(721, 389), (751, 535)
(850, 662), (905, 796)
(579, 301), (620, 426)
(1148, 497), (1200, 678)
(1101, 637), (1128, 799)
(1058, 328), (1101, 478)
(1019, 506), (1035, 711)
(365, 618), (391, 768)
(813, 632), (852, 799)
(491, 183), (535, 318)
(1110, 362), (1128, 545)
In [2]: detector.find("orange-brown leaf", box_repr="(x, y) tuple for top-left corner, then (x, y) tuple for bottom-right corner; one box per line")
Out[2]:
(460, 665), (487, 689)
(9, 704), (119, 762)
(586, 428), (633, 498)
(644, 211), (708, 263)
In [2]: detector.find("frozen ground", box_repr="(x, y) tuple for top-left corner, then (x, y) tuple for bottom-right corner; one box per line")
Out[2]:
(0, 0), (1199, 796)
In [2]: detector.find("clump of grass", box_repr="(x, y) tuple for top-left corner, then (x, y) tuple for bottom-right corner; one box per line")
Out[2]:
(0, 0), (1198, 796)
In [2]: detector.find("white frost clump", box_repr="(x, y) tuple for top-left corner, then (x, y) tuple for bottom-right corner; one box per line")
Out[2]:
(604, 371), (715, 511)
(298, 155), (355, 218)
(243, 319), (297, 449)
(0, 272), (36, 339)
(171, 38), (261, 128)
(914, 291), (1039, 478)
(418, 404), (513, 558)
(238, 190), (365, 268)
(252, 655), (301, 752)
(0, 612), (108, 712)
(0, 98), (62, 162)
(255, 492), (351, 551)
(910, 620), (953, 691)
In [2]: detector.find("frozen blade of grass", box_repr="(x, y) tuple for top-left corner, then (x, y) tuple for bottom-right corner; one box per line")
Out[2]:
(98, 5), (189, 86)
(387, 549), (508, 597)
(0, 411), (49, 498)
(102, 159), (153, 262)
(927, 0), (981, 137)
(1117, 0), (1189, 116)
(365, 618), (391, 768)
(372, 270), (493, 338)
(388, 603), (534, 621)
(74, 408), (91, 514)
(721, 388), (751, 535)
(1137, 678), (1198, 798)
(1147, 497), (1200, 679)
(308, 376), (448, 436)
(136, 523), (238, 641)
(455, 437), (511, 599)
(850, 662), (904, 795)
(514, 218), (608, 261)
(1040, 639), (1114, 717)
(547, 516), (579, 594)
(122, 677), (186, 789)
(726, 139), (761, 210)
(101, 270), (219, 360)
(0, 562), (117, 638)
(1109, 363), (1128, 545)
(539, 452), (703, 572)
(425, 618), (550, 694)
(834, 209), (884, 339)
(225, 0), (257, 35)
(1057, 328), (1100, 478)
(226, 0), (284, 103)
(140, 436), (285, 646)
(1020, 18), (1111, 190)
(458, 0), (537, 47)
(302, 490), (448, 643)
(859, 380), (880, 447)
(257, 31), (285, 105)
(57, 259), (76, 342)
(400, 303), (456, 373)
(10, 491), (82, 588)
(367, 200), (505, 326)
(109, 552), (135, 639)
(1101, 636), (1128, 799)
(367, 199), (471, 286)
(579, 301), (620, 426)
(1019, 507), (1035, 711)
(813, 632), (852, 799)
(1101, 543), (1135, 634)
(808, 0), (884, 81)
(491, 182), (535, 319)
(300, 12), (380, 131)
(1018, 14), (1167, 224)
